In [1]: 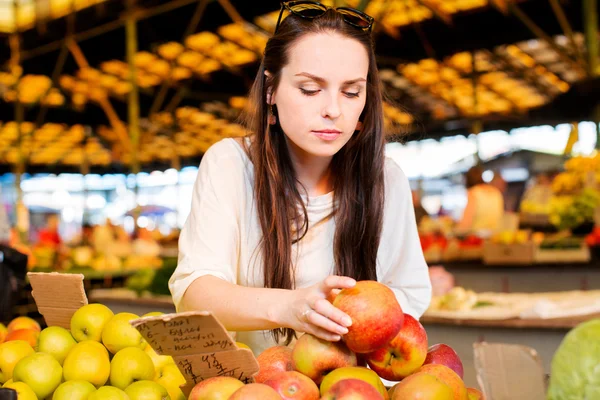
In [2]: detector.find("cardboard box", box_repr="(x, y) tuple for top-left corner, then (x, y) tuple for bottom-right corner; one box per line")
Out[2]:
(483, 242), (536, 265)
(534, 246), (591, 264)
(474, 342), (547, 400)
(28, 272), (259, 397)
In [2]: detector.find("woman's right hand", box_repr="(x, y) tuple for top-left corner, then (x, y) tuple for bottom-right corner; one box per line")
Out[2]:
(274, 275), (356, 342)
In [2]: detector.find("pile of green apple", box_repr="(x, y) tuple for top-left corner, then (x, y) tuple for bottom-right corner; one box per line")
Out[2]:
(188, 281), (485, 400)
(0, 306), (184, 400)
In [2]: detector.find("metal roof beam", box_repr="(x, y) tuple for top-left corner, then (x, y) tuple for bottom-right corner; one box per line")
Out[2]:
(507, 2), (587, 76)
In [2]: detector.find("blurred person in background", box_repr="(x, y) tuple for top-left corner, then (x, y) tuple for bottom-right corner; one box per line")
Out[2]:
(132, 227), (161, 257)
(456, 165), (504, 233)
(37, 214), (62, 248)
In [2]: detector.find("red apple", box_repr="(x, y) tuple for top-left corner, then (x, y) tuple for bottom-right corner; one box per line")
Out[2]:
(467, 387), (485, 399)
(390, 372), (454, 400)
(366, 314), (428, 380)
(263, 371), (319, 400)
(321, 378), (385, 400)
(333, 281), (403, 354)
(319, 367), (388, 400)
(256, 345), (294, 383)
(424, 344), (464, 379)
(229, 383), (282, 399)
(188, 376), (244, 399)
(417, 364), (467, 400)
(7, 318), (40, 334)
(292, 333), (357, 385)
(4, 330), (39, 348)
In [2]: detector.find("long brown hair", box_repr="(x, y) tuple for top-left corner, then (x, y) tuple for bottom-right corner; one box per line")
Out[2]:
(241, 9), (386, 344)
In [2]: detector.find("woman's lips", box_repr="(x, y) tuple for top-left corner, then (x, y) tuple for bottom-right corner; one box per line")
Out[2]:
(312, 130), (342, 141)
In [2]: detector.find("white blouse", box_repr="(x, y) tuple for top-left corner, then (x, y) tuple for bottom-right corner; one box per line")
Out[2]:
(169, 138), (432, 355)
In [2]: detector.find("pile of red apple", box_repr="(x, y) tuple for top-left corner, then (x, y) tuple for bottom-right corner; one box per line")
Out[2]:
(0, 308), (184, 400)
(190, 281), (484, 400)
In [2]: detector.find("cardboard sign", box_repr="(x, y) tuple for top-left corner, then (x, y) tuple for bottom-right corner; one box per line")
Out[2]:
(28, 272), (88, 328)
(474, 342), (546, 400)
(131, 311), (259, 396)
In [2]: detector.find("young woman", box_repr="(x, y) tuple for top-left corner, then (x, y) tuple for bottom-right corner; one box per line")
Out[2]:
(169, 1), (431, 355)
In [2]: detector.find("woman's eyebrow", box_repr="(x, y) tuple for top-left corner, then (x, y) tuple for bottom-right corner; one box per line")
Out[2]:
(294, 72), (367, 85)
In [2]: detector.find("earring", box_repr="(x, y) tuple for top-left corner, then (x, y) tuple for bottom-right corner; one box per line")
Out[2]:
(268, 104), (277, 125)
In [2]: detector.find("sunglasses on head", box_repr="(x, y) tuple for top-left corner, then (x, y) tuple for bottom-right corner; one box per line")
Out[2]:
(275, 1), (374, 34)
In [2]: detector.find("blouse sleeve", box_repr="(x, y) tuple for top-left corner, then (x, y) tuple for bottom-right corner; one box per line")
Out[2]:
(378, 159), (432, 319)
(169, 140), (242, 311)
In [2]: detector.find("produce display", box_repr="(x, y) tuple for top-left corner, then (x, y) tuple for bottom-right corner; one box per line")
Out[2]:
(0, 310), (187, 400)
(0, 280), (485, 399)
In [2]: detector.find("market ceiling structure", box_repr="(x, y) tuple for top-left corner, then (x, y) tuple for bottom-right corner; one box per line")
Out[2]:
(0, 0), (598, 174)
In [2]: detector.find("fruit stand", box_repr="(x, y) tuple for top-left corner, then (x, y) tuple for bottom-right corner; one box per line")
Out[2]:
(1, 273), (489, 400)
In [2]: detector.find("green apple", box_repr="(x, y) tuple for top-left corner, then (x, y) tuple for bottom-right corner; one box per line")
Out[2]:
(38, 326), (77, 365)
(88, 386), (131, 400)
(155, 364), (186, 400)
(3, 380), (38, 400)
(0, 323), (7, 343)
(63, 340), (110, 387)
(71, 303), (115, 342)
(145, 345), (174, 373)
(13, 352), (63, 399)
(320, 367), (388, 399)
(142, 312), (163, 318)
(0, 340), (34, 384)
(110, 347), (155, 390)
(125, 380), (170, 400)
(52, 380), (97, 400)
(102, 313), (146, 354)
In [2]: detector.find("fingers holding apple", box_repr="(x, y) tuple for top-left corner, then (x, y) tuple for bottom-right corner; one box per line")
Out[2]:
(280, 276), (355, 343)
(332, 281), (404, 354)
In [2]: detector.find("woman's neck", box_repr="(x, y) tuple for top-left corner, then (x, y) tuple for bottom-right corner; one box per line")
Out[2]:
(285, 138), (333, 197)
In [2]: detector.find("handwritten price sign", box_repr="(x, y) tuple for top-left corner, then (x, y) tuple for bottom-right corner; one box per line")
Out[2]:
(131, 311), (259, 395)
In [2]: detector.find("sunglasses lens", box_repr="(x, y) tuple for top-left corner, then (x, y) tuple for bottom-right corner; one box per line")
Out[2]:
(338, 9), (371, 28)
(289, 3), (328, 18)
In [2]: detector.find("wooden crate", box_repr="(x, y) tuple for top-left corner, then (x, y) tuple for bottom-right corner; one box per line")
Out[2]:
(483, 242), (536, 265)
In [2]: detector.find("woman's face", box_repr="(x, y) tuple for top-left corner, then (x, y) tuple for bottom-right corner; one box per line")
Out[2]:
(270, 32), (369, 160)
